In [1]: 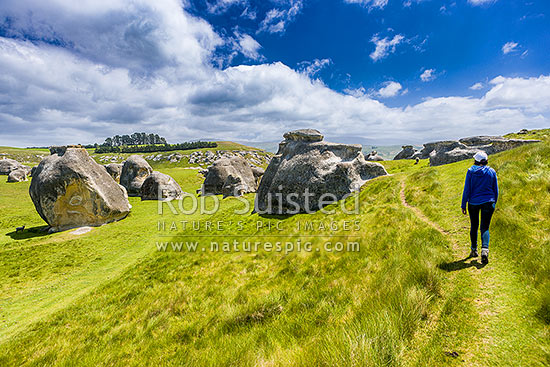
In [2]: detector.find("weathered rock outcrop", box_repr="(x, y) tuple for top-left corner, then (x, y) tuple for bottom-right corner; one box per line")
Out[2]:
(393, 136), (540, 166)
(0, 158), (24, 175)
(104, 163), (123, 182)
(201, 156), (259, 197)
(255, 129), (388, 214)
(120, 155), (153, 196)
(7, 168), (28, 182)
(29, 146), (131, 232)
(427, 136), (540, 166)
(140, 171), (183, 201)
(393, 145), (417, 160)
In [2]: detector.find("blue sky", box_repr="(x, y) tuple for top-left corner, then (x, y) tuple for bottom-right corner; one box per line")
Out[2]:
(0, 0), (549, 147)
(192, 0), (549, 105)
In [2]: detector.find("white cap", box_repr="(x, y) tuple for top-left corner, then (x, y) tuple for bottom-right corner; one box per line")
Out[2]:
(473, 151), (488, 162)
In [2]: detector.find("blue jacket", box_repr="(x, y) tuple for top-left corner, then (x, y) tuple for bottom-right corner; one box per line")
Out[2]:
(461, 165), (499, 209)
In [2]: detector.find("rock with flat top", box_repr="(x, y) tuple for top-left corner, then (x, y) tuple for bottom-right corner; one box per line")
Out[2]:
(393, 145), (417, 160)
(255, 129), (387, 214)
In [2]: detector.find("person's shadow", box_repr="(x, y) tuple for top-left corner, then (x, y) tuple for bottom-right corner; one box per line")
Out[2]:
(438, 256), (487, 272)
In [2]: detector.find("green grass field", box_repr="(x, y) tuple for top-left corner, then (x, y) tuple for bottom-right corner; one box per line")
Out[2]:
(0, 131), (549, 366)
(0, 141), (270, 168)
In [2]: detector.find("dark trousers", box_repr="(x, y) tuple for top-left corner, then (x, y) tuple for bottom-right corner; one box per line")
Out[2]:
(468, 202), (495, 250)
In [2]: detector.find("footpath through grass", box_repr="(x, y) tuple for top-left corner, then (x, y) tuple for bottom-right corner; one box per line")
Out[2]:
(401, 141), (550, 366)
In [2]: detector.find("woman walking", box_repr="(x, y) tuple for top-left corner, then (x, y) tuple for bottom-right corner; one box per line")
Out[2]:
(461, 151), (499, 264)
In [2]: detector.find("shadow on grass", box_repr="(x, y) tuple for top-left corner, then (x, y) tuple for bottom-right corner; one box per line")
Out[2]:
(438, 256), (487, 272)
(256, 213), (297, 220)
(6, 225), (50, 240)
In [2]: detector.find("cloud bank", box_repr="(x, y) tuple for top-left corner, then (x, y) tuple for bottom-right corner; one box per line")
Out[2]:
(0, 0), (549, 147)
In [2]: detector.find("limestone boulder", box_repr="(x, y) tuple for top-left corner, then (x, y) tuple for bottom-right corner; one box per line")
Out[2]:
(7, 168), (28, 182)
(120, 155), (153, 196)
(140, 171), (183, 201)
(0, 158), (24, 175)
(104, 163), (123, 182)
(255, 129), (387, 214)
(29, 146), (131, 232)
(393, 145), (418, 160)
(201, 156), (258, 197)
(426, 136), (540, 166)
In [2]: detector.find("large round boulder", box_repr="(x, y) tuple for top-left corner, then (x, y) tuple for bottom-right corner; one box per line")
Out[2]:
(201, 156), (258, 197)
(29, 146), (131, 232)
(255, 129), (388, 214)
(140, 171), (183, 201)
(7, 168), (28, 182)
(0, 158), (24, 175)
(120, 155), (153, 196)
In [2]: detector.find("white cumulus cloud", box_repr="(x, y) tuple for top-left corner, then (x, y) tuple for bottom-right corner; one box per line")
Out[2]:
(298, 58), (332, 77)
(258, 0), (303, 34)
(377, 81), (403, 98)
(468, 0), (497, 6)
(343, 0), (389, 10)
(502, 41), (519, 55)
(234, 32), (263, 60)
(420, 68), (436, 82)
(0, 0), (549, 148)
(470, 82), (484, 90)
(370, 34), (405, 61)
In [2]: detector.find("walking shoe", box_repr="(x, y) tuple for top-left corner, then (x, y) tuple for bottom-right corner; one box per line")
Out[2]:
(481, 249), (489, 264)
(469, 249), (478, 258)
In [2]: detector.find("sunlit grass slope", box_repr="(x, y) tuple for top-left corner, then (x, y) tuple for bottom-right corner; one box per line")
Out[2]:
(403, 140), (550, 366)
(1, 132), (549, 366)
(0, 170), (452, 365)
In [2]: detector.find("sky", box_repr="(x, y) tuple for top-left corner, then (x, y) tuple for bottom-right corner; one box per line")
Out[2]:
(0, 0), (549, 147)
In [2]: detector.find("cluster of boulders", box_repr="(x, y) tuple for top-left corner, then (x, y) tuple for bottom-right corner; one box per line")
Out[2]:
(118, 155), (183, 200)
(200, 156), (264, 198)
(393, 136), (540, 166)
(98, 155), (124, 163)
(0, 158), (32, 182)
(254, 129), (388, 214)
(93, 150), (271, 169)
(186, 150), (270, 167)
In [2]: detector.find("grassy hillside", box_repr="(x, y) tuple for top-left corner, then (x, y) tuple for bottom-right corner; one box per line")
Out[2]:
(504, 128), (550, 141)
(0, 135), (549, 365)
(0, 141), (272, 170)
